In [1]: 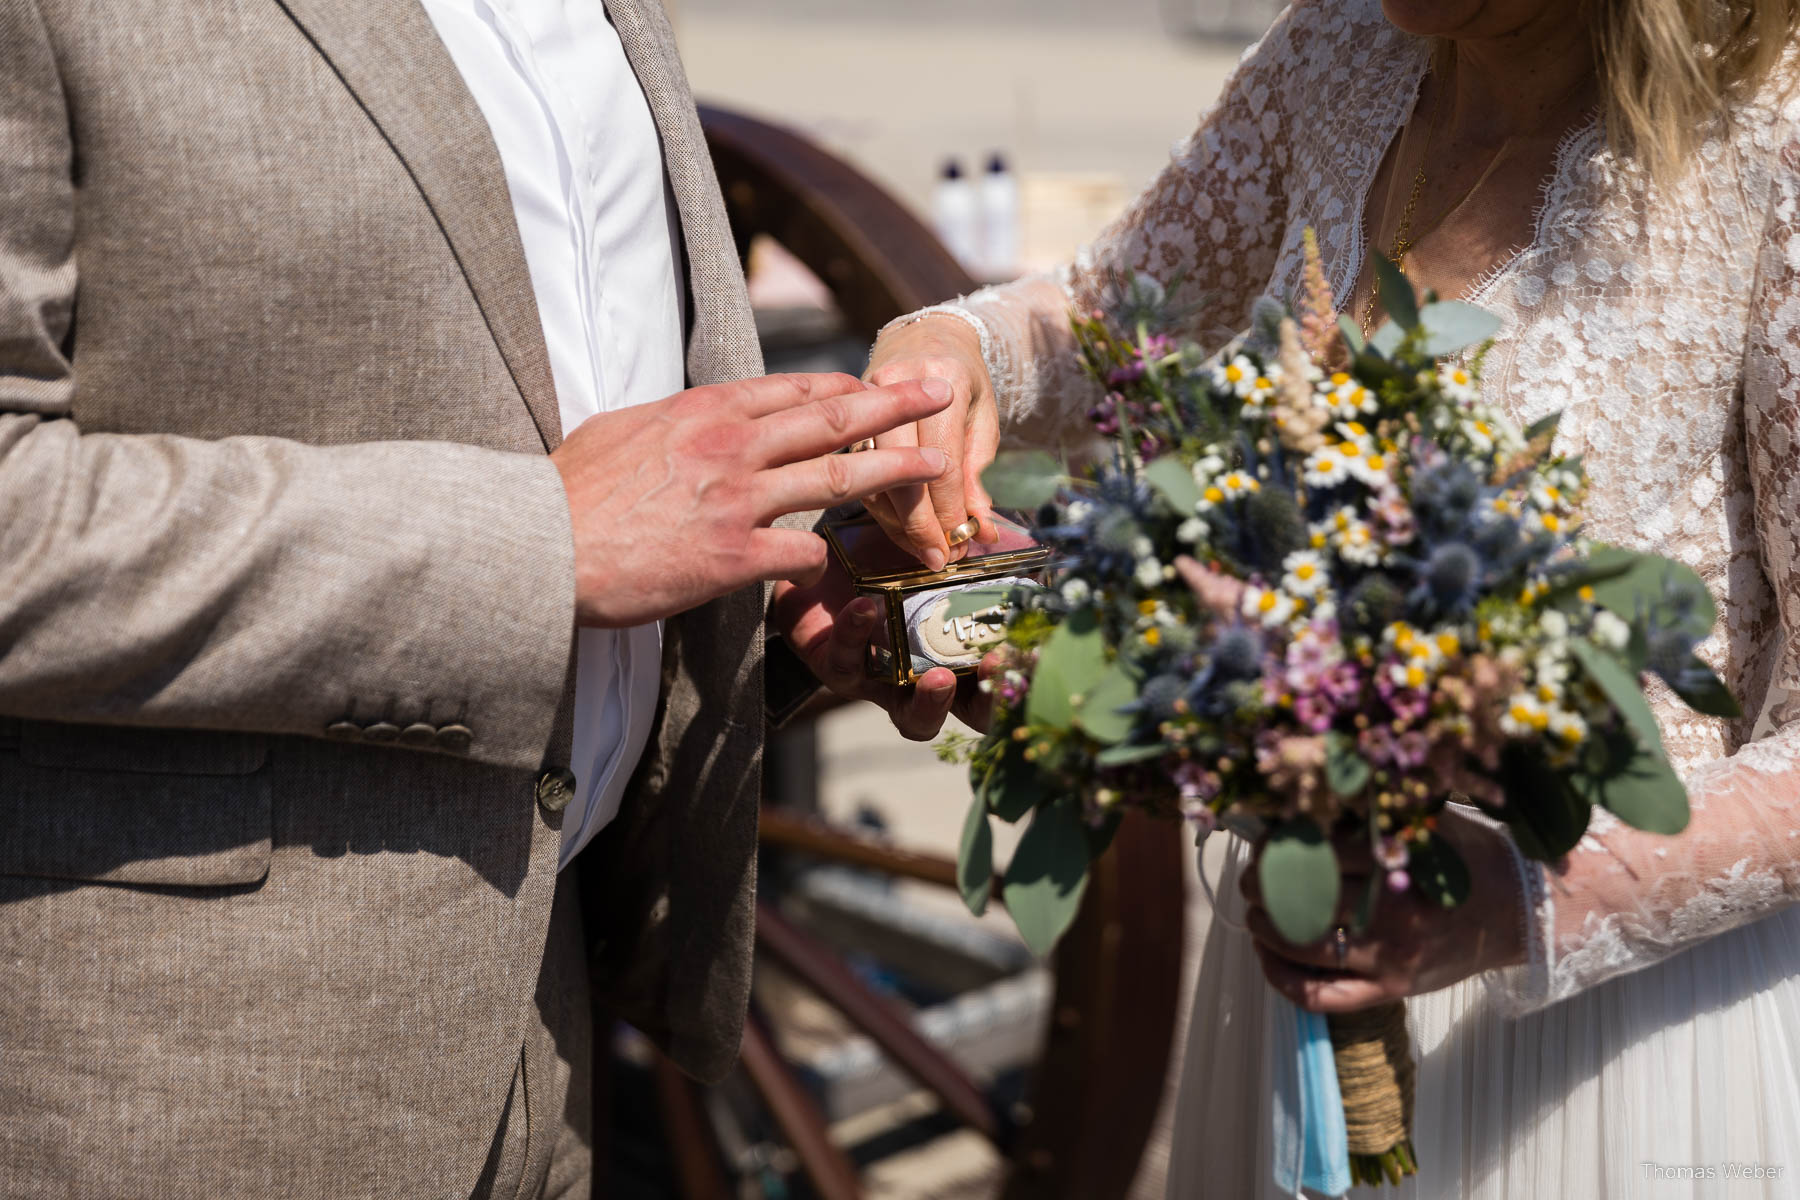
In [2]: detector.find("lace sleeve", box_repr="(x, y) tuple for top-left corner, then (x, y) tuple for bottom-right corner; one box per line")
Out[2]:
(905, 2), (1310, 453)
(1490, 141), (1800, 1014)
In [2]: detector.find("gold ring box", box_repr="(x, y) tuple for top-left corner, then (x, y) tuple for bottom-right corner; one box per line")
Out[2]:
(822, 513), (1057, 687)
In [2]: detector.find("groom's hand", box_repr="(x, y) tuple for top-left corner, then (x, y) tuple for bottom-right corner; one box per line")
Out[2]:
(555, 373), (952, 628)
(771, 557), (1002, 740)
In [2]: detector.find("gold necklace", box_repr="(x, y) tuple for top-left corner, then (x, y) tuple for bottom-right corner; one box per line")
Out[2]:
(1359, 95), (1513, 338)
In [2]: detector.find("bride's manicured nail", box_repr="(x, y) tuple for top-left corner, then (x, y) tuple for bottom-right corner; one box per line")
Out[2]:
(921, 377), (953, 402)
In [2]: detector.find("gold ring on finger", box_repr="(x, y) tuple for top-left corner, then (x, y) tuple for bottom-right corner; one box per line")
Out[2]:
(848, 438), (877, 453)
(945, 517), (981, 547)
(1333, 926), (1350, 969)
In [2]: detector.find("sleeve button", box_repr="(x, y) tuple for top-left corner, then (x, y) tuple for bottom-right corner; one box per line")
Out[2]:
(535, 768), (578, 814)
(325, 721), (363, 741)
(436, 724), (474, 753)
(398, 723), (438, 748)
(363, 722), (401, 744)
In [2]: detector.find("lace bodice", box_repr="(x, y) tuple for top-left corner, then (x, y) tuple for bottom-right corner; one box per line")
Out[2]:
(933, 0), (1800, 1010)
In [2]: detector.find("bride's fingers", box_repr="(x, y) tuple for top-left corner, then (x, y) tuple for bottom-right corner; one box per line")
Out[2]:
(1254, 944), (1397, 1014)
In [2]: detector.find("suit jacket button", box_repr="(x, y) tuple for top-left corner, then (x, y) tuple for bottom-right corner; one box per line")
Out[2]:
(536, 768), (578, 814)
(398, 723), (437, 747)
(363, 721), (401, 744)
(325, 720), (362, 741)
(436, 724), (474, 753)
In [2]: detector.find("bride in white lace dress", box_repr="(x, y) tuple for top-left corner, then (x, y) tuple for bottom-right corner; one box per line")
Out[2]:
(848, 0), (1800, 1193)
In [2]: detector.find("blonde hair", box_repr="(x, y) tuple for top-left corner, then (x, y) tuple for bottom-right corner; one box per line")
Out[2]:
(1590, 0), (1800, 182)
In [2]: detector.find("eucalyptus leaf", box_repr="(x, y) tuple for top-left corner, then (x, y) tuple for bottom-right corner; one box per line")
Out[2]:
(1144, 456), (1204, 517)
(1003, 799), (1095, 955)
(1588, 740), (1692, 835)
(1524, 410), (1564, 443)
(1026, 609), (1109, 731)
(1325, 731), (1373, 799)
(1258, 818), (1341, 946)
(957, 791), (994, 916)
(1670, 661), (1743, 719)
(982, 450), (1065, 510)
(1371, 251), (1420, 331)
(1580, 545), (1718, 644)
(986, 746), (1045, 823)
(1418, 301), (1502, 357)
(1569, 639), (1667, 758)
(1095, 742), (1170, 768)
(1338, 315), (1367, 356)
(944, 586), (1015, 621)
(1499, 746), (1591, 861)
(1073, 662), (1139, 745)
(1366, 322), (1404, 359)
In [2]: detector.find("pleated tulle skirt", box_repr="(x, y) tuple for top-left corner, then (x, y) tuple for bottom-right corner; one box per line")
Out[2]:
(1166, 841), (1800, 1199)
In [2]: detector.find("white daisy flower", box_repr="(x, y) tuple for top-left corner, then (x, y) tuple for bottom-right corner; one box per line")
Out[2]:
(1302, 445), (1351, 489)
(1281, 549), (1331, 598)
(1243, 586), (1299, 628)
(1177, 517), (1207, 544)
(1547, 708), (1589, 747)
(1438, 364), (1479, 404)
(1316, 371), (1378, 417)
(1217, 470), (1260, 499)
(1337, 521), (1385, 566)
(1212, 354), (1260, 397)
(1060, 577), (1092, 607)
(1135, 557), (1164, 589)
(1591, 609), (1632, 651)
(1500, 692), (1551, 737)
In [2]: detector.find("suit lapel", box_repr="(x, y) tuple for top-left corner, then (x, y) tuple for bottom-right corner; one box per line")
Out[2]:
(273, 0), (565, 451)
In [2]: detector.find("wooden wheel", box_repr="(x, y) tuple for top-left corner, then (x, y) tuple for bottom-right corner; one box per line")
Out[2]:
(630, 105), (1188, 1200)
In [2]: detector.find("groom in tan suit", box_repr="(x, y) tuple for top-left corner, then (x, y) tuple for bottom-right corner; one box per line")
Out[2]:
(0, 0), (952, 1195)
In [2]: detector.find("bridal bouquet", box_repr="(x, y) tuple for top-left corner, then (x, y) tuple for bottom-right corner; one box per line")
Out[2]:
(945, 235), (1736, 1186)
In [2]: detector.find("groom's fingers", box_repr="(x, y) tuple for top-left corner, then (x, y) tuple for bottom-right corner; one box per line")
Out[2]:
(891, 667), (957, 741)
(1253, 944), (1396, 1013)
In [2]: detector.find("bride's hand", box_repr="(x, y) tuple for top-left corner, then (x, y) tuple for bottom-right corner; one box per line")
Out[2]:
(1240, 809), (1529, 1012)
(862, 316), (1002, 570)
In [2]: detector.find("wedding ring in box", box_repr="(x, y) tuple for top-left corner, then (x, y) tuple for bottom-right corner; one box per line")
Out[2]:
(822, 514), (1055, 687)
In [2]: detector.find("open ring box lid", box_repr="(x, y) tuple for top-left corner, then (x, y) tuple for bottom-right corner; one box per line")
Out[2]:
(822, 512), (1059, 687)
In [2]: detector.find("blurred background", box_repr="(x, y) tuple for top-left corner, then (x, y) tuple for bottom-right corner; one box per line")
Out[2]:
(607, 5), (1278, 1198)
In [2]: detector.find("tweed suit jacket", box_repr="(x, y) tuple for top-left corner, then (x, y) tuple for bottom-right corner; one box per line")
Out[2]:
(0, 0), (767, 1193)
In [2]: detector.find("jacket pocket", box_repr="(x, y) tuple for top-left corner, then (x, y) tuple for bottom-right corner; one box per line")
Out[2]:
(0, 721), (272, 887)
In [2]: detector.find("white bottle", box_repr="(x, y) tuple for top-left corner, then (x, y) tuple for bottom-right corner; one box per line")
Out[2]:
(932, 158), (982, 274)
(977, 152), (1020, 280)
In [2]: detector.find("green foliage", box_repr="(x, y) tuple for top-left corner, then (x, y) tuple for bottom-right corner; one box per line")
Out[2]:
(957, 792), (994, 916)
(1372, 251), (1420, 330)
(1670, 660), (1743, 719)
(1144, 456), (1203, 517)
(1025, 609), (1109, 731)
(1003, 798), (1094, 955)
(1418, 301), (1502, 357)
(981, 742), (1046, 823)
(1095, 742), (1170, 767)
(1579, 545), (1718, 644)
(1258, 818), (1341, 945)
(1325, 731), (1373, 799)
(1578, 731), (1692, 835)
(982, 450), (1066, 509)
(1499, 745), (1591, 861)
(1569, 639), (1666, 758)
(1072, 662), (1139, 744)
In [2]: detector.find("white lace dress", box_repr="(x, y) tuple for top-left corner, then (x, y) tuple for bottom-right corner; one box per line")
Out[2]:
(922, 2), (1800, 1194)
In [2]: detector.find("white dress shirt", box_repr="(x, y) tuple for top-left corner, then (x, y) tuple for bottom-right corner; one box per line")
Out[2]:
(423, 0), (687, 867)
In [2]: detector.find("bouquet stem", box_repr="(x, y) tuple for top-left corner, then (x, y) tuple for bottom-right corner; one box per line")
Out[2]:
(1328, 1001), (1418, 1187)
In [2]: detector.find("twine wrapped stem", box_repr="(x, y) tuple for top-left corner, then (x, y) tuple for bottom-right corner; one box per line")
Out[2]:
(1328, 1000), (1419, 1186)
